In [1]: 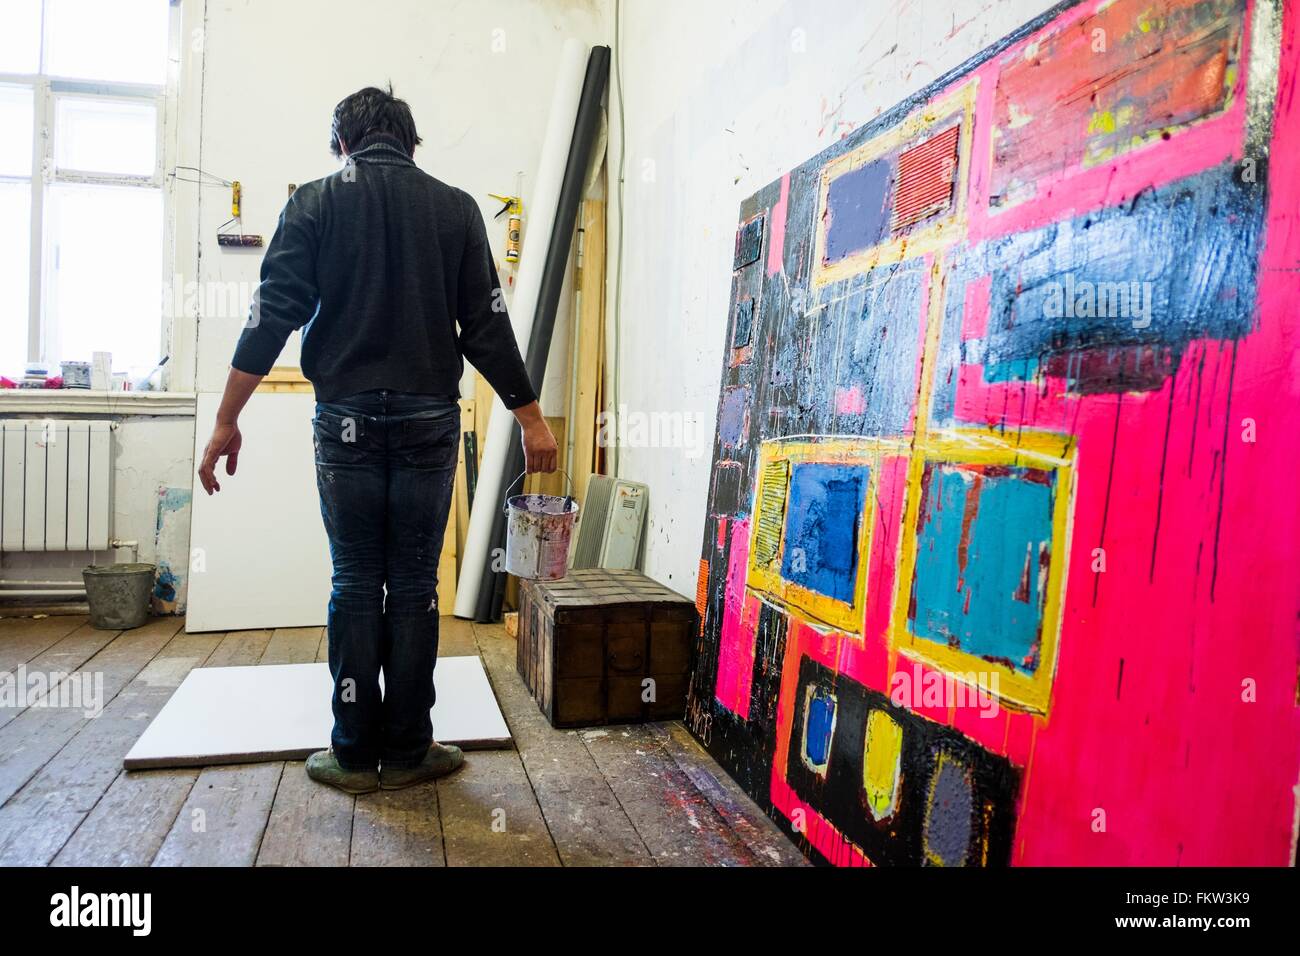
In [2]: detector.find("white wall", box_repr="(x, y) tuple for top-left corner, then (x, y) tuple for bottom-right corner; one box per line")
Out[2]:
(180, 0), (610, 409)
(607, 0), (1059, 594)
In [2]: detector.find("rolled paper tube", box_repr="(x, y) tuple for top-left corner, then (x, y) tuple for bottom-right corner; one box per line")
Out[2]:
(455, 37), (589, 618)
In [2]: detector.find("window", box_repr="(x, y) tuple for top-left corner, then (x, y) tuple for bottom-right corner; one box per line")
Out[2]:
(0, 0), (173, 382)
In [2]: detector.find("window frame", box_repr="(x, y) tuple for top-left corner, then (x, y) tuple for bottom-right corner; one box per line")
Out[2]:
(0, 0), (180, 388)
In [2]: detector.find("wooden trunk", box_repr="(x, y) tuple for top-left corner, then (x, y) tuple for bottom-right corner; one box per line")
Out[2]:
(517, 569), (697, 728)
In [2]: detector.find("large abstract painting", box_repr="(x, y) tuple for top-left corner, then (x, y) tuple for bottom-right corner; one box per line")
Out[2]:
(688, 0), (1300, 865)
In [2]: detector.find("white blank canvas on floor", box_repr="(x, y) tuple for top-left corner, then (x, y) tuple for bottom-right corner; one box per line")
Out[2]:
(124, 656), (511, 769)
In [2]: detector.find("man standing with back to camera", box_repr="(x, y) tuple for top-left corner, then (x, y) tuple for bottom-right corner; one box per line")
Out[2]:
(196, 86), (557, 794)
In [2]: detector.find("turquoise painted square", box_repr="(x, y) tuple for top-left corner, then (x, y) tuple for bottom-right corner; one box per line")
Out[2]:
(909, 463), (1055, 674)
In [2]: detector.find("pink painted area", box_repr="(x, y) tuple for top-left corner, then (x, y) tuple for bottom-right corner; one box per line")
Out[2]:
(714, 518), (758, 718)
(952, 362), (1075, 432)
(1012, 6), (1300, 861)
(960, 274), (991, 341)
(942, 363), (1300, 860)
(766, 173), (790, 276)
(835, 385), (866, 415)
(1013, 354), (1300, 862)
(862, 455), (908, 652)
(921, 307), (1300, 864)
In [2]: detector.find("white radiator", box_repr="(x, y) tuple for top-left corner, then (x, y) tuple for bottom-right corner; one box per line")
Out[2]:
(1, 420), (113, 552)
(570, 475), (648, 571)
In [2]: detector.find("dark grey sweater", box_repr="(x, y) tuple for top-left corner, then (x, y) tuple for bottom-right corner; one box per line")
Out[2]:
(230, 133), (537, 408)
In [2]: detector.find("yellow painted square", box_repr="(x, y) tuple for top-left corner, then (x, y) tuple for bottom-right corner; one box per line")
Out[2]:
(890, 426), (1076, 715)
(863, 709), (904, 821)
(812, 81), (978, 287)
(747, 437), (904, 635)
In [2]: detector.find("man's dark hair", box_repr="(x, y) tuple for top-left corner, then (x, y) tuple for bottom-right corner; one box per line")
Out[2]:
(329, 85), (422, 158)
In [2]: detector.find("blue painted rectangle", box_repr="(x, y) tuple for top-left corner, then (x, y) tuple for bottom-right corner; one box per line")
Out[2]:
(780, 462), (868, 604)
(824, 157), (892, 263)
(803, 688), (836, 770)
(717, 386), (750, 448)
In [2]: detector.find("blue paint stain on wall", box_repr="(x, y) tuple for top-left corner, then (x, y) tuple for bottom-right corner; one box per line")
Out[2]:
(153, 486), (193, 609)
(157, 487), (192, 515)
(824, 157), (892, 263)
(909, 463), (1053, 673)
(803, 687), (837, 770)
(781, 462), (867, 604)
(153, 563), (180, 603)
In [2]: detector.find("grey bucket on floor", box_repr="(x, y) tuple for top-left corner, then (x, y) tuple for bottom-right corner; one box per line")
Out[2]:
(83, 563), (155, 630)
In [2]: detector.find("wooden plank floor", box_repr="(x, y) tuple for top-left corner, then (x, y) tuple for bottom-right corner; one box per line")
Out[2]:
(0, 614), (805, 867)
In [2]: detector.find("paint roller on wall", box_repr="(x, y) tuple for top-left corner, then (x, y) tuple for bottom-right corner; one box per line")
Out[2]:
(454, 38), (589, 619)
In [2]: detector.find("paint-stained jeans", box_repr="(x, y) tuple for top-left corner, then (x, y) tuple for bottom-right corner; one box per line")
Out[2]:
(312, 390), (460, 771)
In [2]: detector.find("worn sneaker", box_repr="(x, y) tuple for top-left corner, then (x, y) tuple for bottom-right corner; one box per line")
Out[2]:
(305, 749), (379, 794)
(380, 743), (465, 790)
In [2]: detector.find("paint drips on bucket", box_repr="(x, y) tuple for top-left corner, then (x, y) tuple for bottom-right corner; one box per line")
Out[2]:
(504, 492), (579, 580)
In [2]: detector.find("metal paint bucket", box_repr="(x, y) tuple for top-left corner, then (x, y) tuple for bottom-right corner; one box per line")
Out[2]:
(83, 563), (155, 630)
(503, 471), (579, 581)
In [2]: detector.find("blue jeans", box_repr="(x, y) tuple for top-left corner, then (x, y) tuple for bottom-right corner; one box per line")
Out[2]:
(312, 390), (460, 771)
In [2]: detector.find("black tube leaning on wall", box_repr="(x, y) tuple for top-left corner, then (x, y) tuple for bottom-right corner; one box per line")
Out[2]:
(473, 45), (613, 623)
